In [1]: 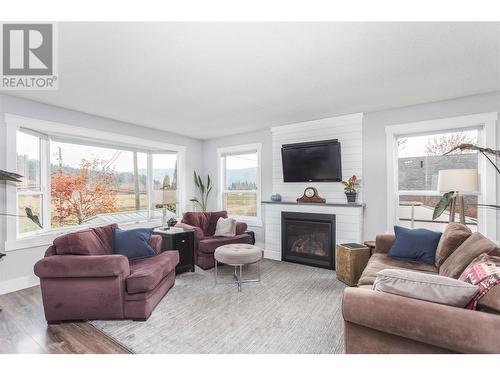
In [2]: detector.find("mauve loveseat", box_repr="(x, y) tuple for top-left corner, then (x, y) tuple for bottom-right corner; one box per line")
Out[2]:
(34, 224), (179, 323)
(175, 211), (253, 269)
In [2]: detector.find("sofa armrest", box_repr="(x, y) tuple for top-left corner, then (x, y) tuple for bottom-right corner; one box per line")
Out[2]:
(375, 234), (395, 253)
(342, 287), (500, 353)
(235, 221), (248, 235)
(150, 234), (162, 254)
(175, 222), (204, 242)
(34, 254), (130, 279)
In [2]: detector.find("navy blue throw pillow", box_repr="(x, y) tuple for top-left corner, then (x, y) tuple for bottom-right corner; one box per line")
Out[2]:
(387, 226), (442, 265)
(112, 228), (156, 261)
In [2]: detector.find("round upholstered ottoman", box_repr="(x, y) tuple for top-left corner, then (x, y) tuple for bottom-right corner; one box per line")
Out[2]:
(214, 244), (263, 292)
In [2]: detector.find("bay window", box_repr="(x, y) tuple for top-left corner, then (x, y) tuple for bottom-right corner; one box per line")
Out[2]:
(12, 122), (183, 239)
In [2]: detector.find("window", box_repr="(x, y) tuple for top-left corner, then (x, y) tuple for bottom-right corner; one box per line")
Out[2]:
(218, 144), (261, 224)
(16, 131), (45, 234)
(15, 129), (181, 237)
(386, 112), (498, 241)
(151, 153), (178, 218)
(396, 129), (479, 232)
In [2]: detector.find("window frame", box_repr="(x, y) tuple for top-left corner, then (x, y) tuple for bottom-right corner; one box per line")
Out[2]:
(217, 143), (262, 226)
(385, 112), (498, 241)
(5, 114), (186, 251)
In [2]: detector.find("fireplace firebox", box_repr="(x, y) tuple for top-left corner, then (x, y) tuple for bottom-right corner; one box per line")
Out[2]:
(281, 212), (336, 270)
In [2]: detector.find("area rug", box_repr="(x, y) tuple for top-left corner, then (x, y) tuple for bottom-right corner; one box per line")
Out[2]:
(91, 259), (346, 354)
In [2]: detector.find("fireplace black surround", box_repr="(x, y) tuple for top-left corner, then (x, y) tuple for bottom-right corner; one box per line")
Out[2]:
(281, 212), (336, 270)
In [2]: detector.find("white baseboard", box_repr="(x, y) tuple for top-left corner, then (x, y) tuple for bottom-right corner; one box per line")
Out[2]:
(264, 250), (281, 261)
(0, 274), (39, 295)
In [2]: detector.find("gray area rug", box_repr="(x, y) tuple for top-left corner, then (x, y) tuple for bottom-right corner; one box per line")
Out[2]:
(91, 259), (346, 354)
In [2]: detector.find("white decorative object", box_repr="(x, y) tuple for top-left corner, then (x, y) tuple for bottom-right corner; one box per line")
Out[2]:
(214, 217), (237, 237)
(437, 169), (479, 194)
(437, 169), (479, 224)
(154, 189), (177, 228)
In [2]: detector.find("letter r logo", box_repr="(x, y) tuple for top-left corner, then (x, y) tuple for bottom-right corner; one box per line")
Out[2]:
(2, 24), (53, 75)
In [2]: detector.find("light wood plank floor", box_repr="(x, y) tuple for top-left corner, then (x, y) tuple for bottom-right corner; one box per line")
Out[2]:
(0, 286), (130, 354)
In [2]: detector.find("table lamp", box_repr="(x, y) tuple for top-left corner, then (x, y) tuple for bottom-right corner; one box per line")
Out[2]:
(154, 189), (177, 228)
(437, 169), (479, 224)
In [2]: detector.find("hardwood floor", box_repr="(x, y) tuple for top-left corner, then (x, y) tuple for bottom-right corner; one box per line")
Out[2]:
(0, 286), (130, 354)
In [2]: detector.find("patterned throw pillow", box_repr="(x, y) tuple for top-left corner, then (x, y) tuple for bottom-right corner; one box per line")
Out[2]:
(459, 254), (500, 310)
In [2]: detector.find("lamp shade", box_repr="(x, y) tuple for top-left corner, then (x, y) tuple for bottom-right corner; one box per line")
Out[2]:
(437, 169), (479, 194)
(154, 189), (177, 204)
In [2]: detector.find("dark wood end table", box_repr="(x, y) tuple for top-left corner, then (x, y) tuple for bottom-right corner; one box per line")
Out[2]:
(154, 227), (195, 274)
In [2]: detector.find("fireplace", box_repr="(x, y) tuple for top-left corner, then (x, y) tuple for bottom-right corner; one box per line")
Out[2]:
(281, 212), (336, 270)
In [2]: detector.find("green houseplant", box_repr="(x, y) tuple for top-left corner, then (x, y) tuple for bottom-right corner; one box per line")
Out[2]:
(0, 169), (42, 228)
(190, 171), (212, 212)
(342, 175), (359, 203)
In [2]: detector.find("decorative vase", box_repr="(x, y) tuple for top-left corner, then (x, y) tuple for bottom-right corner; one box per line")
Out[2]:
(345, 192), (357, 203)
(167, 217), (178, 227)
(271, 193), (282, 202)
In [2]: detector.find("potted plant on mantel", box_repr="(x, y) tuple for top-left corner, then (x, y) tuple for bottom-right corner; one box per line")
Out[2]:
(342, 175), (359, 203)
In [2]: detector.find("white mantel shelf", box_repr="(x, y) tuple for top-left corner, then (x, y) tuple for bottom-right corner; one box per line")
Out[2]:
(262, 200), (365, 208)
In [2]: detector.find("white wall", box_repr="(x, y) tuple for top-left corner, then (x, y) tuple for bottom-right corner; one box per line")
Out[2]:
(363, 91), (500, 240)
(271, 113), (363, 203)
(0, 94), (203, 294)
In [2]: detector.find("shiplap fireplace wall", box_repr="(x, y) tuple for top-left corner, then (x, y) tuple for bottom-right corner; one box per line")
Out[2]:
(263, 113), (364, 261)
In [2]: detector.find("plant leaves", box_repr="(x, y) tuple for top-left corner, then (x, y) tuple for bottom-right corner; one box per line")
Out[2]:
(198, 175), (204, 193)
(25, 207), (42, 228)
(193, 171), (200, 188)
(432, 191), (454, 220)
(0, 170), (23, 183)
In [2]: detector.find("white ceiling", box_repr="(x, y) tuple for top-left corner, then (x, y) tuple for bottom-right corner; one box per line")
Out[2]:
(8, 22), (500, 140)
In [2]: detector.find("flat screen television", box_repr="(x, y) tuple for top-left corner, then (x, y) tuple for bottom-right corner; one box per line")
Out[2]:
(281, 139), (342, 182)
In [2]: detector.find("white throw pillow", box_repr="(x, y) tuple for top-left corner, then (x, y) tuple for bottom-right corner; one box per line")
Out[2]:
(373, 269), (479, 308)
(214, 217), (237, 237)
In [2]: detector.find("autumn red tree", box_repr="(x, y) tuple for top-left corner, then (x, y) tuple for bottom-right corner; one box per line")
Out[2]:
(51, 159), (118, 225)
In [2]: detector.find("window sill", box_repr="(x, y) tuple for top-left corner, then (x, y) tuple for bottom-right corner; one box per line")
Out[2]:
(4, 218), (162, 252)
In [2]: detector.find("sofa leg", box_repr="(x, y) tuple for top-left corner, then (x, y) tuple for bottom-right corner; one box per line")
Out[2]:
(47, 320), (62, 325)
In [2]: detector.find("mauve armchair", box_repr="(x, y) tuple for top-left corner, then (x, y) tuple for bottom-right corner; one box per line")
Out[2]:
(34, 224), (179, 323)
(175, 211), (253, 269)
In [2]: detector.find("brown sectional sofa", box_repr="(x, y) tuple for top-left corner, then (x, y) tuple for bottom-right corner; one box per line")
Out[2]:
(342, 225), (500, 353)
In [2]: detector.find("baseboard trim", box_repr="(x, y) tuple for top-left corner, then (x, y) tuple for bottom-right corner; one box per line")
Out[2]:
(0, 275), (39, 295)
(264, 250), (281, 261)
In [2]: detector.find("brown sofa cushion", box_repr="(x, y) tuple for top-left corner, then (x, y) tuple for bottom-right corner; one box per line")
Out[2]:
(53, 224), (117, 256)
(357, 253), (438, 286)
(435, 223), (472, 267)
(126, 250), (179, 294)
(439, 233), (500, 279)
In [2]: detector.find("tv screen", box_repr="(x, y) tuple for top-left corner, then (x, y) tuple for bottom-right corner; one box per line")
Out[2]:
(281, 139), (342, 182)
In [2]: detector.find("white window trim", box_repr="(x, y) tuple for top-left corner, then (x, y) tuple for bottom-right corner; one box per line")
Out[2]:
(4, 113), (187, 251)
(385, 112), (498, 241)
(216, 143), (262, 227)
